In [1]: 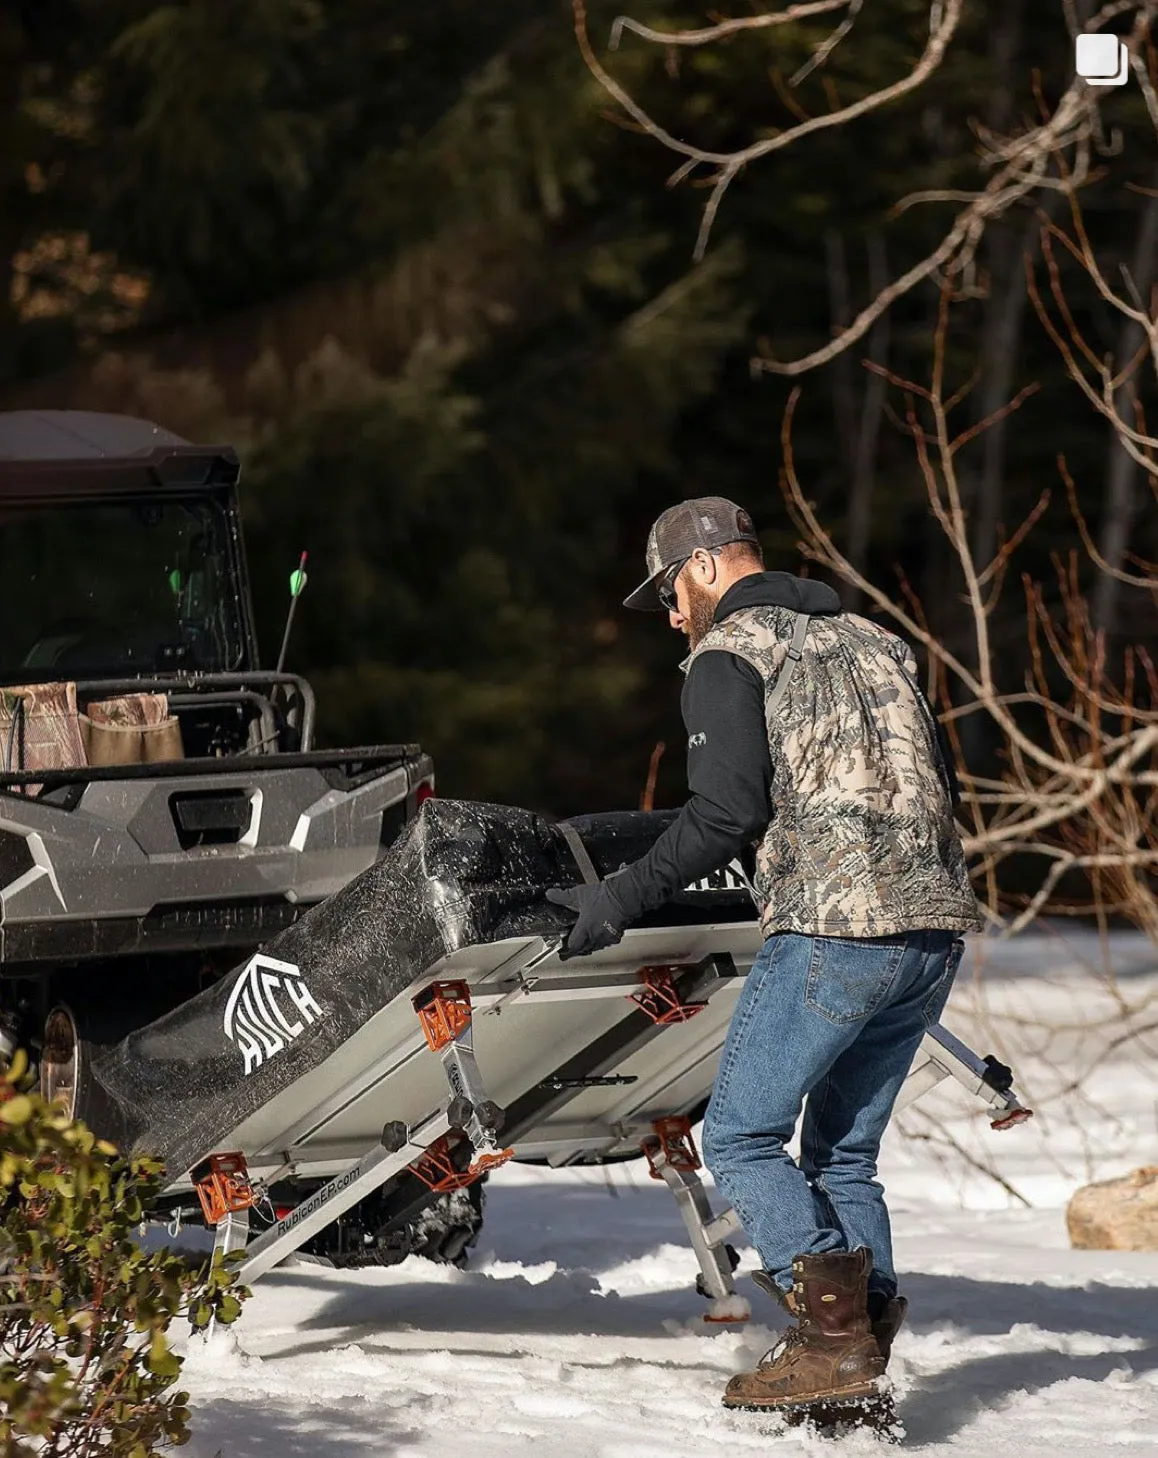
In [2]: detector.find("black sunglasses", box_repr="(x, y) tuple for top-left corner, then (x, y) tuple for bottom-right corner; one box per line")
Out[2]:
(657, 558), (688, 612)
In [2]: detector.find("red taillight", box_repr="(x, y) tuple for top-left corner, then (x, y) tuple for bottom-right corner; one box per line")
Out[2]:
(274, 1205), (294, 1220)
(416, 781), (435, 809)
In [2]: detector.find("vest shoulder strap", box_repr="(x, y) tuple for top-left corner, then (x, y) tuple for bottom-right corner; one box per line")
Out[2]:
(766, 612), (810, 713)
(686, 609), (812, 711)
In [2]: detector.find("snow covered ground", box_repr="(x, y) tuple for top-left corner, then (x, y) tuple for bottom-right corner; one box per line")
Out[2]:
(173, 927), (1158, 1456)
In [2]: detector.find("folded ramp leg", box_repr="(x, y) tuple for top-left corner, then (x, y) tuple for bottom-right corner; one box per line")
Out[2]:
(642, 1116), (750, 1324)
(414, 979), (513, 1171)
(896, 1023), (1034, 1129)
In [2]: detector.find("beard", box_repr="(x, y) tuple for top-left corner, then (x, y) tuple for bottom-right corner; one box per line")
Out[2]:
(683, 577), (718, 649)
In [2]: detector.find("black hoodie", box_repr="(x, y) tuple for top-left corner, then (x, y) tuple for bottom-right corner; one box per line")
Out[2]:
(607, 571), (842, 923)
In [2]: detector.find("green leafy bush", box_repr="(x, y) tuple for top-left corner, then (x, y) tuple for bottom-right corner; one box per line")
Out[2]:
(0, 1049), (249, 1456)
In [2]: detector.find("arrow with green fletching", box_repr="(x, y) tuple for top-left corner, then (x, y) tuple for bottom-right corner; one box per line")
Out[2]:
(275, 551), (309, 674)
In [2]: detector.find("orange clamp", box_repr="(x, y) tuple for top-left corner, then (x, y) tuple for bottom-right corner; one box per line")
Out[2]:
(469, 1147), (515, 1177)
(643, 1115), (701, 1178)
(192, 1152), (257, 1226)
(409, 1132), (513, 1191)
(991, 1106), (1033, 1131)
(630, 967), (707, 1026)
(413, 980), (473, 1051)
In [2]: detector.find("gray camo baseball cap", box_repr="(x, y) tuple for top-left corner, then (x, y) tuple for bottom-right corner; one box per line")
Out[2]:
(623, 496), (760, 611)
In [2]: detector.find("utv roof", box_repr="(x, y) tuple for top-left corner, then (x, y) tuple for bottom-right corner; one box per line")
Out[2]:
(0, 410), (239, 498)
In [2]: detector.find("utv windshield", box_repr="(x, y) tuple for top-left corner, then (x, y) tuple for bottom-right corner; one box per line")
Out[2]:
(0, 494), (245, 680)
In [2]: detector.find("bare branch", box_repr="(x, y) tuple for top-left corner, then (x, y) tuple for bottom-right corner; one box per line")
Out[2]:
(977, 488), (1051, 595)
(789, 0), (864, 86)
(609, 1), (851, 52)
(1060, 456), (1158, 587)
(575, 0), (966, 262)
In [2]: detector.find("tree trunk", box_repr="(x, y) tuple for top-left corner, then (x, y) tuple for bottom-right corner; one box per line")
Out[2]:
(970, 201), (1059, 572)
(825, 229), (858, 475)
(1090, 172), (1158, 638)
(962, 0), (1028, 571)
(953, 0), (1028, 768)
(825, 229), (889, 612)
(846, 230), (889, 607)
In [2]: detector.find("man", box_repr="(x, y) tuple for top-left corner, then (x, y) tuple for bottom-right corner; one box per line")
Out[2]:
(547, 497), (981, 1416)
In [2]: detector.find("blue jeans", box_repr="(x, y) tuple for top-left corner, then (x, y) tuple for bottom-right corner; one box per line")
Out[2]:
(702, 928), (963, 1297)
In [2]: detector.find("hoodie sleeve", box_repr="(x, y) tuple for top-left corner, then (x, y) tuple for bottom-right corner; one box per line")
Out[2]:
(603, 649), (770, 922)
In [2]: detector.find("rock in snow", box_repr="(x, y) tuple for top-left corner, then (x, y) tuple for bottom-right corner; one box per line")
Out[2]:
(1067, 1166), (1158, 1250)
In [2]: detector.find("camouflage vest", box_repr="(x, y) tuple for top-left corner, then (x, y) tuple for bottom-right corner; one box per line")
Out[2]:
(683, 605), (982, 938)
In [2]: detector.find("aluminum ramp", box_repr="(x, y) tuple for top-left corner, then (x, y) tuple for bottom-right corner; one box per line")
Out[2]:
(187, 922), (1030, 1314)
(76, 800), (1030, 1319)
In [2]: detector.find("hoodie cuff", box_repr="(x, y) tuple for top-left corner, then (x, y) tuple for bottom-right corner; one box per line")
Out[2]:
(601, 864), (652, 924)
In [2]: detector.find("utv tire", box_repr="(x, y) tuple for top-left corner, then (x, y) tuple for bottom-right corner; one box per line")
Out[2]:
(408, 1179), (486, 1268)
(297, 1174), (487, 1271)
(39, 1001), (127, 1142)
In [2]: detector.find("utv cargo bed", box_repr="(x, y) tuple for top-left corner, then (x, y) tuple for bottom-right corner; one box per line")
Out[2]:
(0, 739), (433, 962)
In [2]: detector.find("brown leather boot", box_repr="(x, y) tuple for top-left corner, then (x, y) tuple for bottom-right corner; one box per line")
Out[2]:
(752, 1270), (908, 1367)
(723, 1250), (886, 1410)
(868, 1291), (908, 1365)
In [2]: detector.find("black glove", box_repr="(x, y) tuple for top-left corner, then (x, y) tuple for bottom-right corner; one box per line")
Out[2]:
(545, 881), (627, 960)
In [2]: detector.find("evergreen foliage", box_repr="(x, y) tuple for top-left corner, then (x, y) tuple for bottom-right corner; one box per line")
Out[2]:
(0, 2), (1153, 816)
(0, 1049), (249, 1457)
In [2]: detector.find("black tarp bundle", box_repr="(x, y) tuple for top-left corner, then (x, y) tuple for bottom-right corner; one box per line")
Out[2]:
(85, 800), (753, 1181)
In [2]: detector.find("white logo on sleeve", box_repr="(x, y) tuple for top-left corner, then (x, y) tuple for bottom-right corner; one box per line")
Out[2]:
(684, 859), (751, 894)
(689, 731), (707, 747)
(223, 953), (323, 1075)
